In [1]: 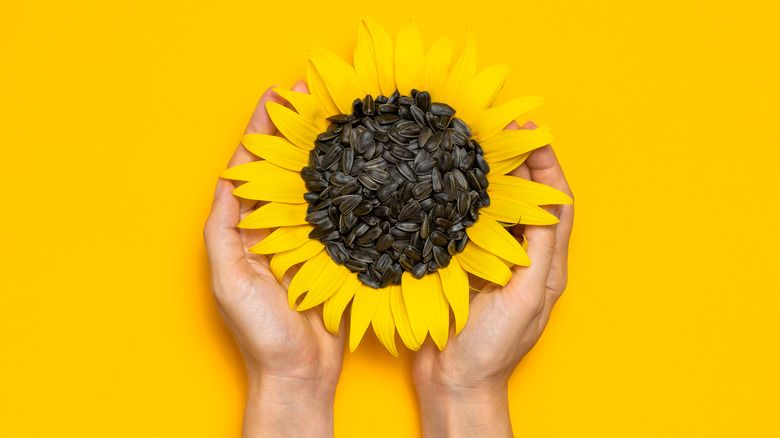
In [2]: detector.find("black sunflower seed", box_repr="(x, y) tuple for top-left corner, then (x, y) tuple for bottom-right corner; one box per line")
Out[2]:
(430, 102), (456, 116)
(345, 259), (368, 272)
(433, 246), (451, 268)
(415, 91), (431, 112)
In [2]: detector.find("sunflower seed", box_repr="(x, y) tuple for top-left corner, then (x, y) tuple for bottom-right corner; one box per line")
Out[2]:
(424, 131), (442, 152)
(399, 255), (415, 271)
(328, 114), (349, 124)
(404, 245), (422, 262)
(415, 91), (431, 112)
(398, 201), (421, 221)
(330, 172), (353, 186)
(309, 220), (335, 239)
(357, 225), (382, 244)
(301, 166), (322, 182)
(344, 260), (368, 272)
(362, 95), (375, 115)
(410, 104), (427, 127)
(357, 173), (381, 190)
(305, 179), (329, 191)
(411, 262), (428, 279)
(429, 231), (448, 246)
(449, 117), (471, 137)
(378, 104), (398, 114)
(306, 209), (330, 224)
(326, 242), (348, 265)
(440, 129), (452, 151)
(399, 96), (415, 106)
(375, 234), (394, 252)
(433, 246), (451, 268)
(396, 161), (416, 182)
(396, 222), (421, 232)
(340, 148), (354, 174)
(357, 272), (380, 289)
(317, 131), (338, 142)
(412, 181), (433, 199)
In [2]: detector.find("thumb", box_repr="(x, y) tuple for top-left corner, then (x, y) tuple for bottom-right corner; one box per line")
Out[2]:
(514, 204), (561, 282)
(204, 178), (246, 274)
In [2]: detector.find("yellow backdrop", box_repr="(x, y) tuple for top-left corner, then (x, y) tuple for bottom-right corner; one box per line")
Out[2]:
(2, 0), (778, 436)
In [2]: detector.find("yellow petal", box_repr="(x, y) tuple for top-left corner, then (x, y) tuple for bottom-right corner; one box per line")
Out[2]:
(307, 60), (340, 117)
(266, 101), (320, 151)
(438, 31), (477, 106)
(239, 202), (308, 229)
(271, 88), (328, 132)
(467, 218), (530, 266)
(371, 288), (398, 356)
(241, 134), (309, 170)
(521, 233), (528, 251)
(310, 48), (364, 115)
(297, 260), (351, 311)
(270, 240), (324, 283)
(249, 224), (314, 254)
(402, 271), (435, 345)
(231, 167), (306, 204)
(220, 160), (290, 182)
(487, 174), (573, 206)
(423, 38), (455, 102)
(389, 284), (420, 351)
(394, 21), (425, 96)
(481, 126), (555, 162)
(471, 97), (546, 142)
(354, 21), (382, 97)
(323, 274), (361, 334)
(350, 285), (382, 352)
(486, 152), (530, 175)
(437, 258), (469, 334)
(287, 250), (330, 308)
(455, 64), (511, 125)
(428, 275), (450, 351)
(362, 17), (396, 97)
(482, 191), (561, 225)
(457, 241), (512, 286)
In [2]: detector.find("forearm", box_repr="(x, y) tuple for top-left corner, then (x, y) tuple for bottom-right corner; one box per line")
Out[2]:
(416, 381), (513, 438)
(243, 374), (337, 438)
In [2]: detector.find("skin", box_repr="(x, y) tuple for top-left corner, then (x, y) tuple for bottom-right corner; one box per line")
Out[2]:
(204, 83), (574, 437)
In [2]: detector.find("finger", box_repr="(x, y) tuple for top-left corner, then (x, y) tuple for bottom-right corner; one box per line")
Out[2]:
(508, 121), (535, 237)
(204, 179), (253, 277)
(274, 80), (310, 139)
(513, 120), (536, 181)
(525, 145), (574, 304)
(290, 79), (310, 95)
(227, 87), (288, 216)
(228, 86), (285, 168)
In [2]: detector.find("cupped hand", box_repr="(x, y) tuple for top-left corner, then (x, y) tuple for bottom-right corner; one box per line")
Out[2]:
(412, 121), (574, 438)
(204, 82), (343, 437)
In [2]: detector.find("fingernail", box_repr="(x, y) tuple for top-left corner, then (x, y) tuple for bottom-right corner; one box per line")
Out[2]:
(214, 178), (223, 199)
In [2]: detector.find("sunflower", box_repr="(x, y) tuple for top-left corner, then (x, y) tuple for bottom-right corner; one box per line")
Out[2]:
(221, 18), (572, 356)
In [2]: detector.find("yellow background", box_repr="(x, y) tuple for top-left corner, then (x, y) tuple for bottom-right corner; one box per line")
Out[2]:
(2, 0), (778, 436)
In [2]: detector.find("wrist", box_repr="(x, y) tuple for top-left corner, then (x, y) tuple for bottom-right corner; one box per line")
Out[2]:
(243, 373), (337, 438)
(415, 378), (512, 438)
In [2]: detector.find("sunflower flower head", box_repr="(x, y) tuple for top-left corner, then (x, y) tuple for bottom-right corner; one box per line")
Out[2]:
(222, 18), (573, 356)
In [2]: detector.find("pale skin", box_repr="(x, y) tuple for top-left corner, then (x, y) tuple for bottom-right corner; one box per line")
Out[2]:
(204, 82), (574, 437)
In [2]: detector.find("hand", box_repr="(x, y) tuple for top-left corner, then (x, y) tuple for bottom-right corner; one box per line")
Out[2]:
(204, 82), (344, 438)
(412, 121), (574, 438)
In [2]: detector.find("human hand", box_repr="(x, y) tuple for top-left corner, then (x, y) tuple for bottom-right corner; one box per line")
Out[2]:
(204, 82), (344, 438)
(412, 121), (574, 438)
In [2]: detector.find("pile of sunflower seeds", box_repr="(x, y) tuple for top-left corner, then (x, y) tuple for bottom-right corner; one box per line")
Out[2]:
(300, 90), (490, 288)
